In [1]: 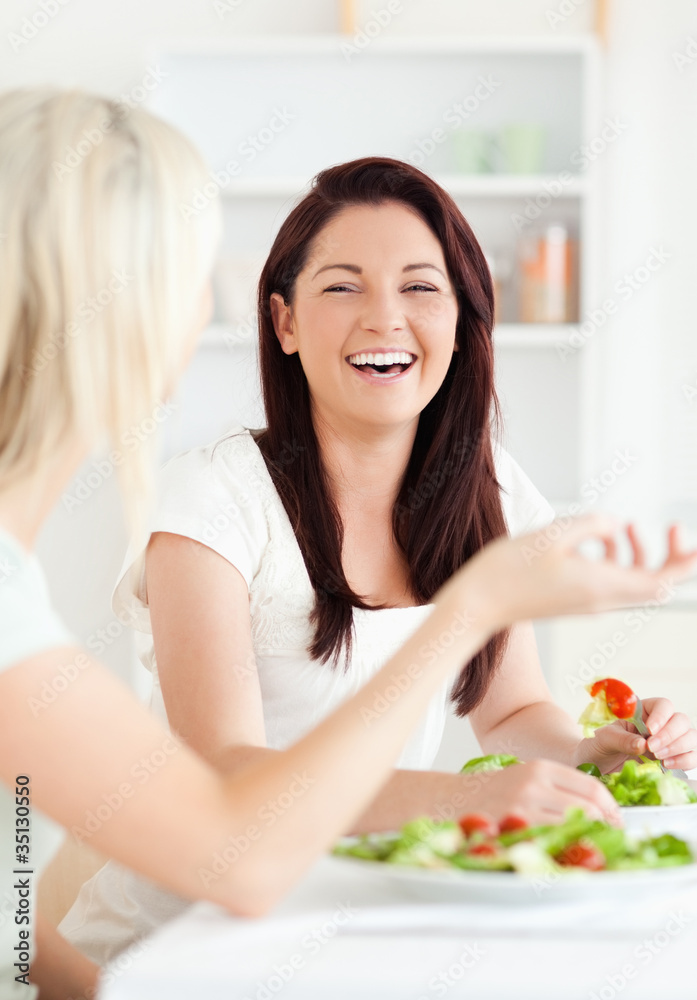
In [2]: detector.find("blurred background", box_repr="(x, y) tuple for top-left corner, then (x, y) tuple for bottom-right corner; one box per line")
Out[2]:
(3, 0), (695, 768)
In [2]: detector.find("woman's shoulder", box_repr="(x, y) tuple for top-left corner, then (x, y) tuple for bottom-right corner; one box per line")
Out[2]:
(491, 441), (556, 537)
(158, 425), (273, 508)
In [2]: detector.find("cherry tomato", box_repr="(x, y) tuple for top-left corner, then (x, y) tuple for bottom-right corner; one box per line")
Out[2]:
(468, 843), (498, 857)
(589, 678), (638, 720)
(458, 813), (498, 838)
(499, 813), (529, 833)
(555, 840), (605, 871)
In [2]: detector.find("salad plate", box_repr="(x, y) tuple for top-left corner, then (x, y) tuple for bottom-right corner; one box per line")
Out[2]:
(619, 802), (697, 839)
(331, 850), (697, 905)
(334, 807), (697, 906)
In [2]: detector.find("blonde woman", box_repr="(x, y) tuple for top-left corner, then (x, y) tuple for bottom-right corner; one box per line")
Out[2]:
(0, 90), (694, 1000)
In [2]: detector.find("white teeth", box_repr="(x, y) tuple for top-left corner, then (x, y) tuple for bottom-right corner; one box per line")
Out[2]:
(347, 351), (416, 366)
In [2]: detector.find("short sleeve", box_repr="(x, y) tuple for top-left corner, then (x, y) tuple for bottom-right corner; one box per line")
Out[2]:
(494, 444), (556, 538)
(112, 428), (270, 634)
(0, 534), (75, 673)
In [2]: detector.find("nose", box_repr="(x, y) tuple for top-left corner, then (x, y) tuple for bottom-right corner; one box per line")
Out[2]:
(358, 289), (406, 337)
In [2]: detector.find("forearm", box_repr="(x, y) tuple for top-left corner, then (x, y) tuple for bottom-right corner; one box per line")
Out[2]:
(31, 913), (100, 1000)
(211, 594), (492, 911)
(478, 700), (582, 765)
(214, 744), (471, 834)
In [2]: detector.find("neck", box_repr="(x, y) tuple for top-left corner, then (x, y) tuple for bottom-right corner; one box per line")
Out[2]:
(0, 440), (88, 551)
(314, 411), (418, 517)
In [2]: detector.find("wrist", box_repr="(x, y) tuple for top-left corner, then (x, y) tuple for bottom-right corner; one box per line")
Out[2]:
(571, 736), (598, 769)
(436, 572), (499, 646)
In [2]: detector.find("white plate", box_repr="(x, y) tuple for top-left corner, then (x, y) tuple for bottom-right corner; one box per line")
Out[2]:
(332, 853), (697, 905)
(619, 802), (697, 838)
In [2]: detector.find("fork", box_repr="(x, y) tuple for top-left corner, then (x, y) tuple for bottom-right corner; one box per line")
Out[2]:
(628, 696), (690, 781)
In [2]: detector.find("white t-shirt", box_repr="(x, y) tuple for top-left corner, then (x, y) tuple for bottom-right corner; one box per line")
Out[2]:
(0, 528), (71, 998)
(61, 425), (554, 965)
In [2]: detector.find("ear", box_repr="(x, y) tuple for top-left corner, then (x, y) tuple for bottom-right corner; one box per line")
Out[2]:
(270, 292), (298, 355)
(452, 335), (459, 353)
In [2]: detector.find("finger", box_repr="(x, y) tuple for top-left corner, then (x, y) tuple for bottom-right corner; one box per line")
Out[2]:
(549, 513), (621, 551)
(535, 790), (609, 823)
(550, 766), (621, 823)
(661, 525), (697, 575)
(626, 523), (646, 569)
(649, 722), (696, 758)
(643, 698), (676, 750)
(592, 721), (645, 756)
(663, 750), (697, 771)
(603, 535), (618, 562)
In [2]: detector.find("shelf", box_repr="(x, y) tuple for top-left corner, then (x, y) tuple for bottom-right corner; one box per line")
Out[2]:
(218, 174), (587, 200)
(494, 324), (581, 348)
(153, 35), (599, 58)
(200, 323), (582, 351)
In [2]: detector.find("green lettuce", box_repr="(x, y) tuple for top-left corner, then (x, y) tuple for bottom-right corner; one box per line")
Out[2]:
(460, 754), (520, 774)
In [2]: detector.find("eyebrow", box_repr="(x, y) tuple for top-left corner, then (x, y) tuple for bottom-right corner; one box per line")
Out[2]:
(313, 262), (447, 280)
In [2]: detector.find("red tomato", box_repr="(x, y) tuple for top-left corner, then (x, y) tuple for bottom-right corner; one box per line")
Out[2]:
(468, 843), (498, 857)
(499, 813), (528, 833)
(555, 840), (605, 871)
(458, 813), (498, 838)
(589, 678), (638, 720)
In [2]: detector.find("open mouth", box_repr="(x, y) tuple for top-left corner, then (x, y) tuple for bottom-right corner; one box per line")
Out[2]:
(346, 351), (417, 378)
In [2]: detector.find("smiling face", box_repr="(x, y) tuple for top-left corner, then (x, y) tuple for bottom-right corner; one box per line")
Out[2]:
(270, 201), (460, 437)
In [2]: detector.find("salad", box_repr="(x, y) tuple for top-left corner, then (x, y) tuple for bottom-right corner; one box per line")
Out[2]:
(578, 677), (638, 736)
(334, 808), (694, 875)
(578, 759), (697, 807)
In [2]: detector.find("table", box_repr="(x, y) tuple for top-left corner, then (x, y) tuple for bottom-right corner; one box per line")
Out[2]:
(98, 853), (697, 999)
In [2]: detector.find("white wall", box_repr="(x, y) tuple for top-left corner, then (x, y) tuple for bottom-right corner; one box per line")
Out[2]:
(593, 0), (697, 538)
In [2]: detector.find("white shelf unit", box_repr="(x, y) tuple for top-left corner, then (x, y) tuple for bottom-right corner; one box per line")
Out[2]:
(149, 36), (602, 507)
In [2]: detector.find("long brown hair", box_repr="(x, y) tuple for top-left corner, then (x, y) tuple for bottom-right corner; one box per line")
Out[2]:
(255, 157), (509, 716)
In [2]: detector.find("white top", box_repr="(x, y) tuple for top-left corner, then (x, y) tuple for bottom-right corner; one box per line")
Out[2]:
(60, 426), (554, 966)
(0, 528), (71, 998)
(114, 426), (555, 768)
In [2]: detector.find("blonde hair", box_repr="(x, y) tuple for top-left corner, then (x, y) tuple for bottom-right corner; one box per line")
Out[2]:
(0, 89), (220, 539)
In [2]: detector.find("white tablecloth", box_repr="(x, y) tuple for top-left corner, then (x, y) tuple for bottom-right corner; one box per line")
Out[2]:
(97, 853), (697, 999)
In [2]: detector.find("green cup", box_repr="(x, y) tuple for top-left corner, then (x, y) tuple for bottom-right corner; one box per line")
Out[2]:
(451, 128), (494, 174)
(499, 124), (546, 174)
